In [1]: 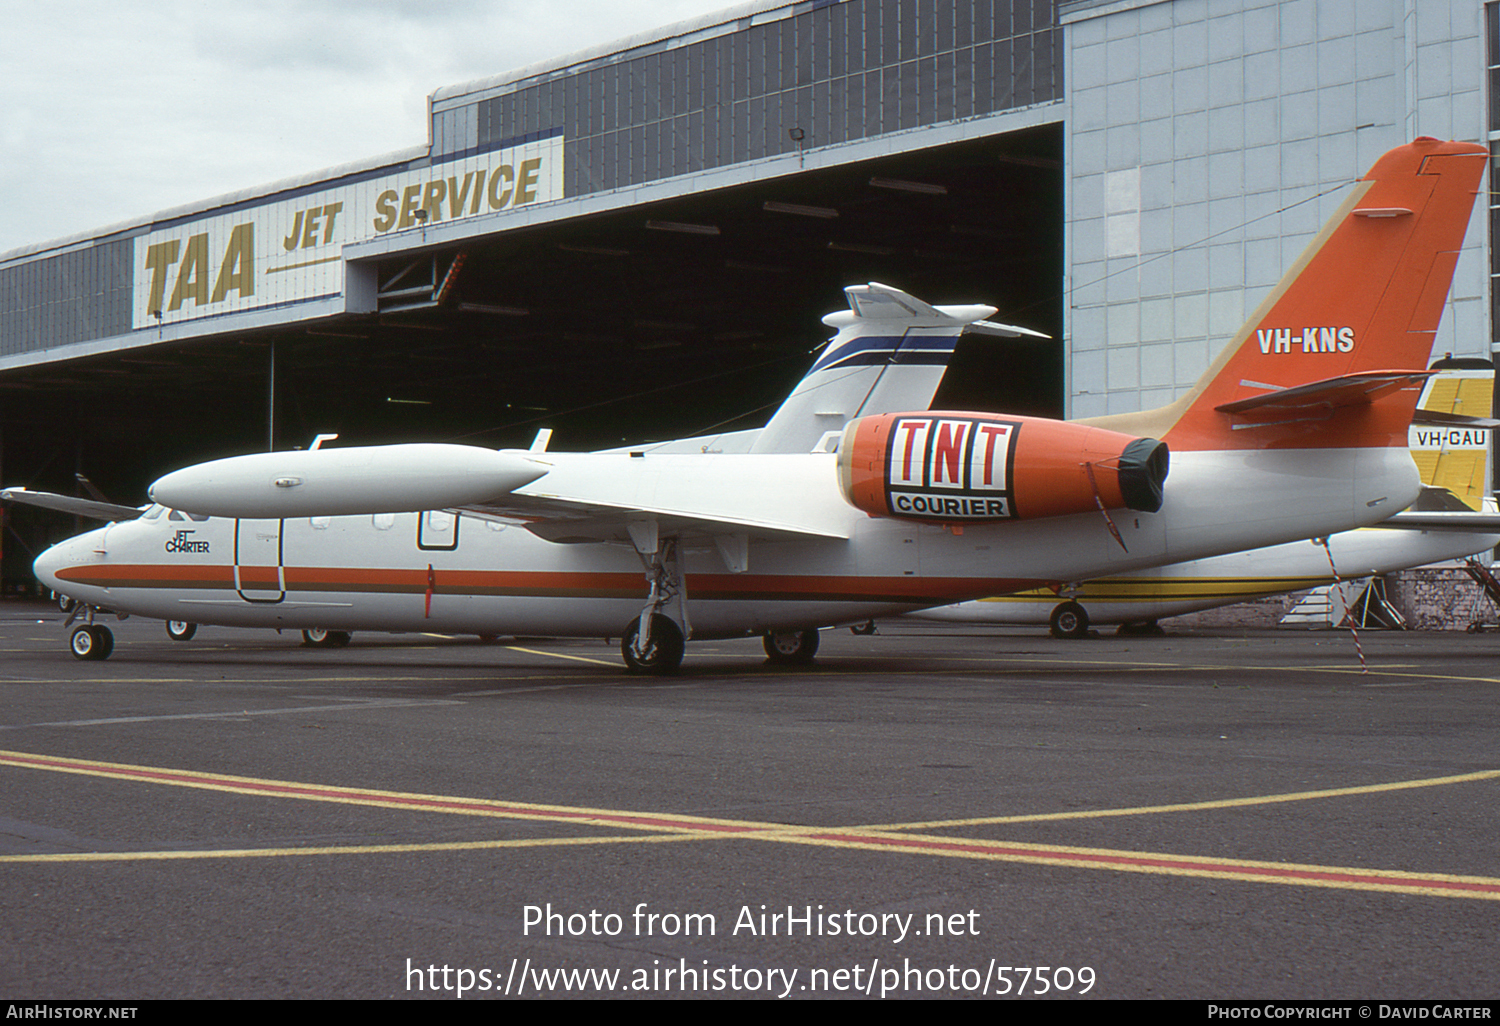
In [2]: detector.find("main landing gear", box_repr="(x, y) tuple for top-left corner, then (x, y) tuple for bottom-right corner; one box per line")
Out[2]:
(763, 628), (820, 664)
(1048, 601), (1090, 639)
(616, 522), (825, 674)
(166, 621), (197, 642)
(302, 628), (353, 648)
(621, 613), (685, 674)
(622, 524), (689, 675)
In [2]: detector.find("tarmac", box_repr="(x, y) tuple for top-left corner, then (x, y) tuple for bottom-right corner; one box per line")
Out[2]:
(2, 601), (1498, 1000)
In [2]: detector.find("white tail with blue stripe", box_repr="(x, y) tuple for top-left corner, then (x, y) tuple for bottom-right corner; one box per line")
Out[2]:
(748, 282), (1048, 454)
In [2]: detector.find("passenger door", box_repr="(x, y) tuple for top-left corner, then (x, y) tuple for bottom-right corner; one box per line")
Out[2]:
(234, 518), (284, 602)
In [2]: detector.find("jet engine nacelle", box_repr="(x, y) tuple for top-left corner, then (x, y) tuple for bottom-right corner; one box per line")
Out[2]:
(837, 412), (1168, 523)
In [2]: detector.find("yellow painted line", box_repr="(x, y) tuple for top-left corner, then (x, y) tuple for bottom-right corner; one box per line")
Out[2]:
(504, 645), (620, 667)
(860, 769), (1500, 831)
(0, 832), (717, 864)
(5, 748), (1500, 900)
(0, 749), (788, 835)
(1346, 669), (1500, 686)
(927, 656), (1468, 684)
(1, 675), (519, 686)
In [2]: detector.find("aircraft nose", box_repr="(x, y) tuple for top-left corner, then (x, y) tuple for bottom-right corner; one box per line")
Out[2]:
(32, 530), (100, 595)
(32, 538), (73, 593)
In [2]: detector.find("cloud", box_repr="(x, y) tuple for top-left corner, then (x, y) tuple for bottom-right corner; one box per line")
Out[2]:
(0, 0), (741, 254)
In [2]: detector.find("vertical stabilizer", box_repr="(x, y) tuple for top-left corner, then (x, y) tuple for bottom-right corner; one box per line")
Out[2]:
(1409, 361), (1495, 508)
(750, 282), (1045, 453)
(1084, 138), (1487, 451)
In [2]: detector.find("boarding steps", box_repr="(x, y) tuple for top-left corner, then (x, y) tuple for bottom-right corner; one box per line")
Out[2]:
(1462, 558), (1500, 631)
(1279, 587), (1339, 627)
(1280, 577), (1406, 629)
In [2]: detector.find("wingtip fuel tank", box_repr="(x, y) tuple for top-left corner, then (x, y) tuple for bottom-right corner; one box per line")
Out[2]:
(148, 443), (549, 518)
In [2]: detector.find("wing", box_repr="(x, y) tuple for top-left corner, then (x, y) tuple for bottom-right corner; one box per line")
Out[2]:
(148, 446), (855, 546)
(0, 487), (143, 521)
(457, 451), (852, 545)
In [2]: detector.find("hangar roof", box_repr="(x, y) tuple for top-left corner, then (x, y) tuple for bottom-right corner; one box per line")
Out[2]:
(431, 1), (774, 105)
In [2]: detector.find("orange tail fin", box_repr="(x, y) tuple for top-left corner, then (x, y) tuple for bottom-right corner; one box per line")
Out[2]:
(1085, 138), (1487, 451)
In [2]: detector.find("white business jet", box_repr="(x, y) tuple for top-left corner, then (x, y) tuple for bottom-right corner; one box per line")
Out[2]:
(17, 138), (1492, 673)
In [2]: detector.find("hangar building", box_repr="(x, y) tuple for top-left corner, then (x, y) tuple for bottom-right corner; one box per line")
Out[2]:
(0, 0), (1494, 601)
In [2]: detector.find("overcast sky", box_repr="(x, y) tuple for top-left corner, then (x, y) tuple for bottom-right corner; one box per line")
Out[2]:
(0, 0), (742, 255)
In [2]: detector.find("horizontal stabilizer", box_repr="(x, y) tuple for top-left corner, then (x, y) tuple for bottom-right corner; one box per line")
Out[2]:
(0, 487), (142, 521)
(1379, 510), (1500, 531)
(964, 319), (1052, 339)
(1375, 486), (1500, 531)
(1214, 370), (1432, 415)
(1411, 408), (1500, 430)
(820, 282), (996, 327)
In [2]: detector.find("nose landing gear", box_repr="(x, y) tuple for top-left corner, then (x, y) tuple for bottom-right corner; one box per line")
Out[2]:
(70, 624), (114, 661)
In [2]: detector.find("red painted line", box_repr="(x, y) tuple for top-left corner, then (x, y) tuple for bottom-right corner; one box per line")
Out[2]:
(806, 832), (1500, 896)
(0, 752), (759, 835)
(10, 750), (1498, 897)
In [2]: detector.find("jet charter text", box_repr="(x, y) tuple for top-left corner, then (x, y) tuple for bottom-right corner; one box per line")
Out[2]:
(523, 902), (979, 943)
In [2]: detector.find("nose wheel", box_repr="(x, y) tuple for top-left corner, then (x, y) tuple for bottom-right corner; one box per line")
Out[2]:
(70, 625), (114, 661)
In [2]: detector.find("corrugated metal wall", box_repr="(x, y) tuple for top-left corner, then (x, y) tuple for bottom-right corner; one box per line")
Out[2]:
(435, 0), (1062, 194)
(0, 239), (133, 357)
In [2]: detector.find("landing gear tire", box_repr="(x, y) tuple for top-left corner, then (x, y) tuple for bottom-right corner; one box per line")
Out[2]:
(70, 625), (114, 661)
(1049, 601), (1090, 640)
(763, 628), (820, 664)
(166, 621), (197, 642)
(56, 594), (76, 614)
(302, 628), (352, 648)
(621, 614), (685, 675)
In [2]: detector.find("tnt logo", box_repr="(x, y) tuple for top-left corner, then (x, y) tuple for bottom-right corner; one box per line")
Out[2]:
(886, 416), (1016, 520)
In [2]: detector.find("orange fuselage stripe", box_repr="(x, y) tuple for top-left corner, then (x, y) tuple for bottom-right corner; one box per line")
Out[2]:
(55, 562), (1035, 605)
